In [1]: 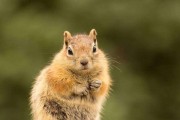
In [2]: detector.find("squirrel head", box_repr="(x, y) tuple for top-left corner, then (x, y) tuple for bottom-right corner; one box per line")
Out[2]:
(55, 29), (107, 74)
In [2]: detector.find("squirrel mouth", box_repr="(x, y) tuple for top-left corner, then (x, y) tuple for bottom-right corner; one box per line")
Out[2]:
(81, 66), (89, 70)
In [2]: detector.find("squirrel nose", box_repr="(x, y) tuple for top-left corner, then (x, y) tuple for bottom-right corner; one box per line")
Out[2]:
(80, 59), (88, 66)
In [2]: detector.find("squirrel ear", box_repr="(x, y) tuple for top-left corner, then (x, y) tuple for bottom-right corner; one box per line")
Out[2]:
(89, 29), (97, 43)
(63, 31), (72, 46)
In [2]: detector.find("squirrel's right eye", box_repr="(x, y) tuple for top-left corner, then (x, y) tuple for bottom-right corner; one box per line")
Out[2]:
(68, 47), (73, 55)
(93, 45), (97, 53)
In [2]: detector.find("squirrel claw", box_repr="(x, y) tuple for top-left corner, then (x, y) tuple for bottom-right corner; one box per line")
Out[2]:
(80, 89), (89, 96)
(89, 80), (102, 91)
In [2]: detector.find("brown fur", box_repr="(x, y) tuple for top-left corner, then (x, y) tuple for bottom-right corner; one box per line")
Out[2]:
(30, 29), (112, 120)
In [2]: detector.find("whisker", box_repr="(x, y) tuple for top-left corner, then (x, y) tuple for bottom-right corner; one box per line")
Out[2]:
(93, 55), (122, 71)
(111, 64), (122, 71)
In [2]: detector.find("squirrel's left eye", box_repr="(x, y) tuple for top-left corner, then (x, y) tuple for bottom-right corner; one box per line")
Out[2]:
(68, 47), (73, 55)
(93, 45), (96, 53)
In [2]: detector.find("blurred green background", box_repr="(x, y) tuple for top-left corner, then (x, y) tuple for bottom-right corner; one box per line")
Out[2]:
(0, 0), (180, 120)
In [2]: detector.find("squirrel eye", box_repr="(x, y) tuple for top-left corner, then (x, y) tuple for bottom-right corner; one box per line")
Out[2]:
(68, 47), (73, 55)
(93, 45), (96, 53)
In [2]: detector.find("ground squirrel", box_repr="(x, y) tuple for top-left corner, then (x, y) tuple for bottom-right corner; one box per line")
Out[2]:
(30, 29), (112, 120)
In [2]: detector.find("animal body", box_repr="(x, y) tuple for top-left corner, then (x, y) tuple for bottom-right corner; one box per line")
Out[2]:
(30, 29), (112, 120)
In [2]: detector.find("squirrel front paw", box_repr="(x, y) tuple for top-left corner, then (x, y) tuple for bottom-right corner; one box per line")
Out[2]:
(89, 80), (102, 91)
(79, 89), (89, 96)
(73, 85), (89, 97)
